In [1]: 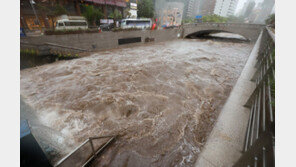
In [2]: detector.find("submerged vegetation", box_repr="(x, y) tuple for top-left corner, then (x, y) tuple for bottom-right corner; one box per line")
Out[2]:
(20, 48), (79, 70)
(54, 51), (79, 59)
(20, 49), (39, 56)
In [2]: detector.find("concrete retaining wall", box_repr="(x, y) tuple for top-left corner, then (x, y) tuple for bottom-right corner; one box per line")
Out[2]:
(21, 23), (263, 55)
(20, 29), (182, 53)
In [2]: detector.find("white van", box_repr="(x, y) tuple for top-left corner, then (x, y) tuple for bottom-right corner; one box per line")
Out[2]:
(55, 19), (88, 30)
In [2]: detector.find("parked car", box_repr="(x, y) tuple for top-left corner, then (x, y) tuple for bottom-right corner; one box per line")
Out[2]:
(99, 23), (114, 31)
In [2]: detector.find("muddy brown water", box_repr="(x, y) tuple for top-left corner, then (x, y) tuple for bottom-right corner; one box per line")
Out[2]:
(20, 35), (253, 166)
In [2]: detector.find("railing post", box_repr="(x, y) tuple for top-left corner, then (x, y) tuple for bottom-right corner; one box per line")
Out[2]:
(89, 138), (96, 158)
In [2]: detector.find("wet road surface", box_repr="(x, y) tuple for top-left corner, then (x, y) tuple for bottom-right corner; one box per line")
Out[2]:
(20, 36), (253, 166)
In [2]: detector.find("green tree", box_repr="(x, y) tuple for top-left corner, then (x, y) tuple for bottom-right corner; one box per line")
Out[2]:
(265, 14), (275, 26)
(137, 0), (154, 18)
(182, 18), (195, 24)
(82, 5), (104, 27)
(54, 4), (68, 16)
(36, 3), (51, 28)
(109, 9), (123, 20)
(202, 15), (228, 23)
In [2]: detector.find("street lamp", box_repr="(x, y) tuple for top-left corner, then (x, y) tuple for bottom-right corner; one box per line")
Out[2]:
(29, 0), (42, 32)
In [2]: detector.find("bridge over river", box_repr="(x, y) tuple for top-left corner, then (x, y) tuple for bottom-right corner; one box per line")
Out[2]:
(20, 24), (274, 167)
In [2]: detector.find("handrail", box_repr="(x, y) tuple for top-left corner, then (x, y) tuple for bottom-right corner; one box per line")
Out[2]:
(54, 135), (116, 167)
(234, 26), (275, 167)
(266, 27), (275, 42)
(82, 136), (116, 167)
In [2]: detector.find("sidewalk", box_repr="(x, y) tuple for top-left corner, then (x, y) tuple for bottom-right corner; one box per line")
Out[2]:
(195, 32), (262, 167)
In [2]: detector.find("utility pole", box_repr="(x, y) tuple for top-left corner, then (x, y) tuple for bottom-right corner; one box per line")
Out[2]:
(29, 0), (42, 32)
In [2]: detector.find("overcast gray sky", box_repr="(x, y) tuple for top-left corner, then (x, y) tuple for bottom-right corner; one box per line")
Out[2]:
(235, 0), (264, 14)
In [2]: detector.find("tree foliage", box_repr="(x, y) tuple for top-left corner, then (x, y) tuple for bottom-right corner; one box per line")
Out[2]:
(265, 14), (275, 26)
(182, 18), (196, 24)
(137, 0), (154, 18)
(202, 15), (228, 23)
(54, 4), (68, 16)
(82, 5), (103, 26)
(36, 3), (50, 14)
(109, 9), (123, 20)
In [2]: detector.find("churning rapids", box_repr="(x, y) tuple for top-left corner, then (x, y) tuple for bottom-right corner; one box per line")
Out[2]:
(20, 35), (253, 166)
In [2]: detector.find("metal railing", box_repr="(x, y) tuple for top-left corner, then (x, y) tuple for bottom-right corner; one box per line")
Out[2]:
(54, 135), (116, 167)
(234, 27), (275, 167)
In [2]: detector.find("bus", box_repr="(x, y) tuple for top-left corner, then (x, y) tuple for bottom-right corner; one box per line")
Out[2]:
(120, 18), (152, 29)
(55, 19), (88, 30)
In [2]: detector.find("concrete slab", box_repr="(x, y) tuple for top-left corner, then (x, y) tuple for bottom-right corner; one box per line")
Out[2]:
(196, 156), (216, 167)
(195, 31), (263, 167)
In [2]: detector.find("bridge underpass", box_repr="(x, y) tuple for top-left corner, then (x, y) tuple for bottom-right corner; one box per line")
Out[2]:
(20, 23), (272, 167)
(182, 23), (263, 42)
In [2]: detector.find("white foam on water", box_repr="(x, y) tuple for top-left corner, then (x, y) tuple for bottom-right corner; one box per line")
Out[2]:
(20, 37), (253, 166)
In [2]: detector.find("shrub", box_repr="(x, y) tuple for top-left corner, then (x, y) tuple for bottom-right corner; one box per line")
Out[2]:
(182, 18), (196, 24)
(265, 14), (275, 26)
(20, 49), (39, 56)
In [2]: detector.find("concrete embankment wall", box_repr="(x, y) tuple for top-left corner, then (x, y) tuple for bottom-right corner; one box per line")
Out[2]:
(20, 29), (182, 53)
(195, 31), (263, 167)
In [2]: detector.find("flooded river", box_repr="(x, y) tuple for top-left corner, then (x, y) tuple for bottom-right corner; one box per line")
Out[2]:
(20, 35), (253, 166)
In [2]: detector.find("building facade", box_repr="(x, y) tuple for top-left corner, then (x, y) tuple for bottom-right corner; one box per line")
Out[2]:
(155, 0), (183, 27)
(254, 0), (275, 23)
(198, 0), (216, 16)
(185, 0), (195, 18)
(214, 0), (238, 17)
(20, 0), (126, 30)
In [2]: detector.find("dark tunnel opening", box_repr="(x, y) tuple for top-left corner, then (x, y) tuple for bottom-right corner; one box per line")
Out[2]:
(185, 30), (250, 43)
